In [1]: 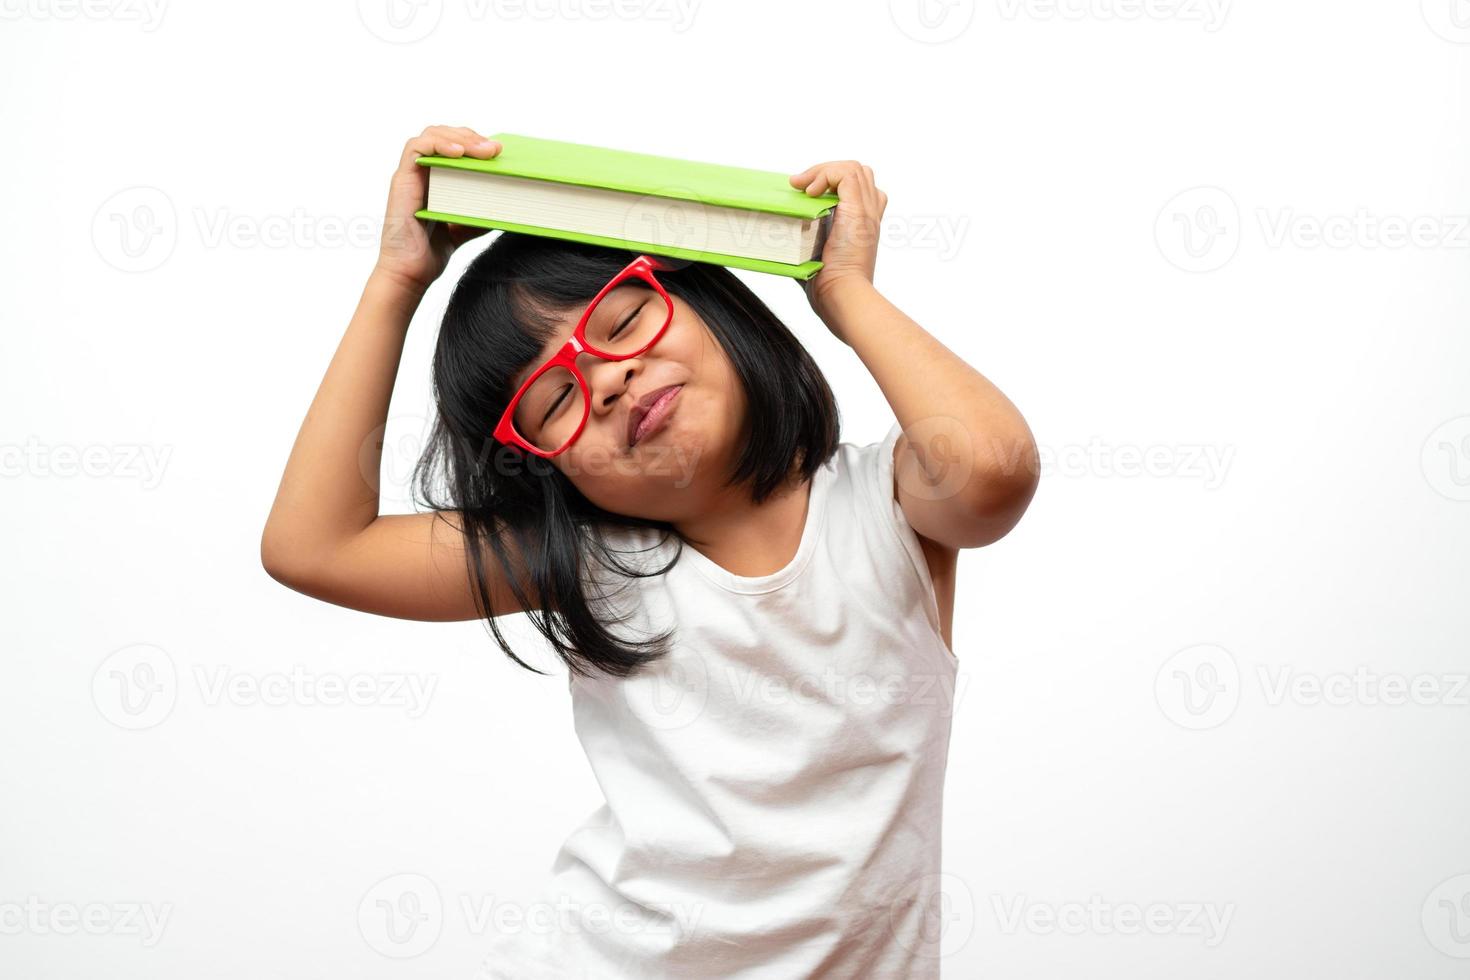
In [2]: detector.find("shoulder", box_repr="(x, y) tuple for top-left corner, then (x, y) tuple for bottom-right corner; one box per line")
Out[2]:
(826, 420), (908, 537)
(827, 422), (957, 646)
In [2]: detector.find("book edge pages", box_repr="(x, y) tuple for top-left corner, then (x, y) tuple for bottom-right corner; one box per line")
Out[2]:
(426, 169), (817, 265)
(422, 141), (836, 221)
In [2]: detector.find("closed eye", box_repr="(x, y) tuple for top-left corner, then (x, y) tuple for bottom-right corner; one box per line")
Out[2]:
(610, 302), (645, 339)
(542, 384), (573, 425)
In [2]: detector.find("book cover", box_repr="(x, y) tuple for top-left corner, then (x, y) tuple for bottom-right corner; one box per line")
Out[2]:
(414, 132), (840, 280)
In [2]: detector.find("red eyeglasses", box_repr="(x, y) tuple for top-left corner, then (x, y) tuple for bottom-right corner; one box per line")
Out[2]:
(493, 254), (678, 458)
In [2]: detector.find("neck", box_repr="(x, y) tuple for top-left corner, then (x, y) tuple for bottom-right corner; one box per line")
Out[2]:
(672, 467), (812, 579)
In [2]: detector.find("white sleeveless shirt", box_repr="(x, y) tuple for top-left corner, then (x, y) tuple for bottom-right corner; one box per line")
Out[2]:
(478, 421), (959, 979)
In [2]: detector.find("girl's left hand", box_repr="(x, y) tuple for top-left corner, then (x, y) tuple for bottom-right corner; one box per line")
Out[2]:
(788, 159), (887, 322)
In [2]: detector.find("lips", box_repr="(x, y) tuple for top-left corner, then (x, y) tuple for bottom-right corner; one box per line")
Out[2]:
(628, 384), (683, 447)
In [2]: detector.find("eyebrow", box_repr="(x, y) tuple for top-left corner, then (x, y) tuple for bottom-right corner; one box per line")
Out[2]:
(510, 285), (648, 391)
(512, 321), (573, 392)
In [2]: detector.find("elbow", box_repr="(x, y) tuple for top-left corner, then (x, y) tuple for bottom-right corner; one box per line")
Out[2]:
(900, 426), (1040, 550)
(260, 543), (292, 588)
(985, 469), (1040, 542)
(948, 481), (1037, 548)
(958, 444), (1040, 548)
(260, 526), (310, 589)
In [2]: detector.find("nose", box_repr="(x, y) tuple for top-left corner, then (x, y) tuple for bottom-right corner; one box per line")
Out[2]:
(580, 351), (637, 415)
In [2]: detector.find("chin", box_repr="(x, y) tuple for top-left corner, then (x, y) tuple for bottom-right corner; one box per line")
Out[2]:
(634, 424), (705, 484)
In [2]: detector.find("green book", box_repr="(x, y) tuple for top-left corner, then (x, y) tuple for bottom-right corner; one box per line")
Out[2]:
(414, 133), (839, 280)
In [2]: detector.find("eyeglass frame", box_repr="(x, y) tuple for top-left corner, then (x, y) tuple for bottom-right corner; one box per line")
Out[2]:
(492, 253), (679, 459)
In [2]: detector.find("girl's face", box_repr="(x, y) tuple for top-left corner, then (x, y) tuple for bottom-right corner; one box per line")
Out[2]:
(506, 285), (745, 520)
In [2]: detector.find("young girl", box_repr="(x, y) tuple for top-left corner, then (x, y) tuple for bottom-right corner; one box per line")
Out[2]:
(261, 125), (1039, 977)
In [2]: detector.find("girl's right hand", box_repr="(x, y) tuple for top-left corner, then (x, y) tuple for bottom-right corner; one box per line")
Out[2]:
(374, 124), (502, 293)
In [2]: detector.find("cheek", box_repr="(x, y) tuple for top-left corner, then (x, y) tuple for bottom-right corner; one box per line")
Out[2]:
(669, 318), (727, 385)
(657, 316), (699, 362)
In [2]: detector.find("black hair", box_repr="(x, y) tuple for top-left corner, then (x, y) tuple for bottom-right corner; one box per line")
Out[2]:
(410, 232), (840, 680)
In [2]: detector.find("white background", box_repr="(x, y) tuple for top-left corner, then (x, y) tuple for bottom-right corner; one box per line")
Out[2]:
(4, 0), (1469, 977)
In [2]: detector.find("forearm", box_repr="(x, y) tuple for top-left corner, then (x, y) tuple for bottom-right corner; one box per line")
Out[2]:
(261, 269), (426, 567)
(820, 278), (1039, 513)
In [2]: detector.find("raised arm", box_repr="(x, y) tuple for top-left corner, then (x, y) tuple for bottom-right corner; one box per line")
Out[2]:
(260, 125), (537, 621)
(790, 159), (1040, 550)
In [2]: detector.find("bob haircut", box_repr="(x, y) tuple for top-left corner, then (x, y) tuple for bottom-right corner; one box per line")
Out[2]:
(411, 231), (840, 680)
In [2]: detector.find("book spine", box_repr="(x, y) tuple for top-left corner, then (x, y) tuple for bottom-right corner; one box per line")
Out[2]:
(811, 209), (835, 264)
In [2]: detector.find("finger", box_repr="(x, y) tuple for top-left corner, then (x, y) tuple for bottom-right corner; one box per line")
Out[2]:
(416, 127), (479, 158)
(807, 164), (863, 197)
(789, 165), (818, 185)
(419, 124), (468, 152)
(448, 126), (502, 157)
(397, 130), (477, 173)
(790, 160), (848, 188)
(807, 165), (840, 195)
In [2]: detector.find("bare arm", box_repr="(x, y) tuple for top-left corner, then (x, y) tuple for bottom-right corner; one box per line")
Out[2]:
(789, 158), (1040, 550)
(260, 125), (536, 621)
(825, 277), (1039, 549)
